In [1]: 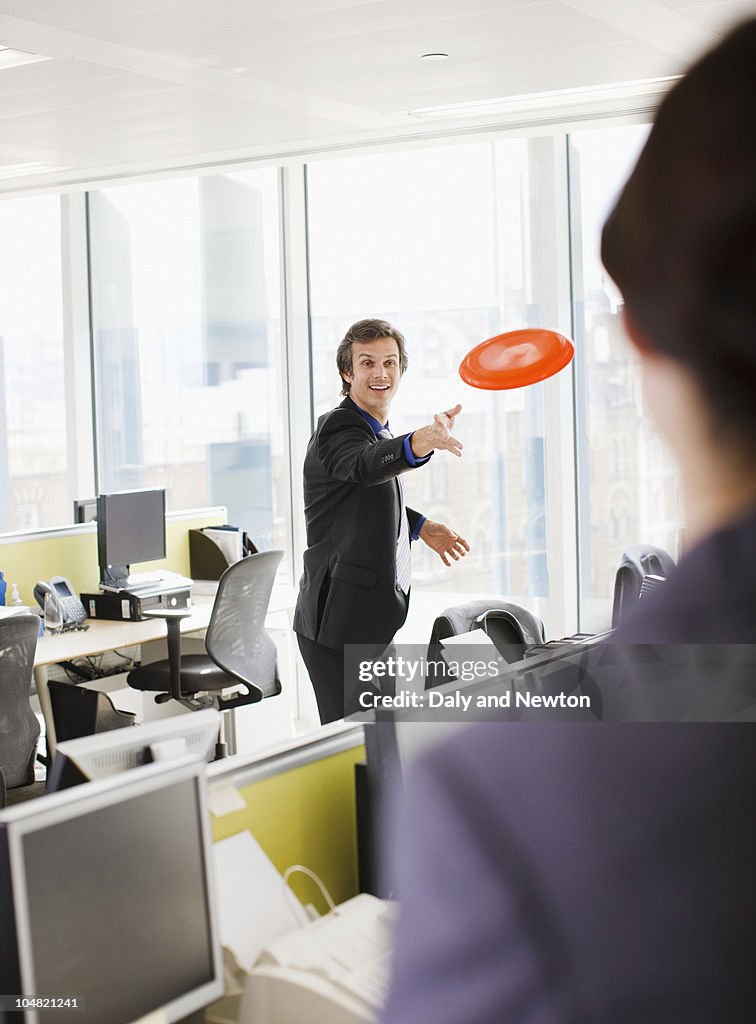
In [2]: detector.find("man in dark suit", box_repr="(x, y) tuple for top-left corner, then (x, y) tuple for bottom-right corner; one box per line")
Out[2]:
(382, 20), (756, 1024)
(293, 318), (469, 723)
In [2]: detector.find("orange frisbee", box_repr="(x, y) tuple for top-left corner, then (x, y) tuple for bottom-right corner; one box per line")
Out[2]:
(459, 328), (574, 390)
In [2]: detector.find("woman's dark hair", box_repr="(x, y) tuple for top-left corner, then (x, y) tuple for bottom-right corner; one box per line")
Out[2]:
(336, 319), (408, 396)
(601, 18), (756, 448)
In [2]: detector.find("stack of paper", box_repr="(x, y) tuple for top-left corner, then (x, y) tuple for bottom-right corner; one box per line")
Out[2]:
(202, 527), (243, 565)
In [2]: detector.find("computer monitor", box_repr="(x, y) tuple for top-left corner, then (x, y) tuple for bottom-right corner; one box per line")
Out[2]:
(364, 634), (607, 797)
(47, 708), (221, 792)
(0, 757), (224, 1024)
(361, 636), (604, 896)
(72, 497), (97, 524)
(97, 488), (166, 586)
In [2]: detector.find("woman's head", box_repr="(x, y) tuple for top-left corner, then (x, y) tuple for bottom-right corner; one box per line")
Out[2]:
(602, 19), (756, 456)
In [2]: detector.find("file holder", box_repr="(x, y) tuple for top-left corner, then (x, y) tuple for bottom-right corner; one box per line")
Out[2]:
(189, 528), (257, 581)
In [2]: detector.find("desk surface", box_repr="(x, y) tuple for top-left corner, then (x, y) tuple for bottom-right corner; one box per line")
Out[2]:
(33, 597), (215, 668)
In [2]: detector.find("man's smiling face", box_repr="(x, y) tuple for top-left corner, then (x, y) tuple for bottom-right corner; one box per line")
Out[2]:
(343, 337), (402, 421)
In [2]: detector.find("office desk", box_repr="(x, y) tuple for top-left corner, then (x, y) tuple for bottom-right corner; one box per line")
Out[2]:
(33, 597), (215, 756)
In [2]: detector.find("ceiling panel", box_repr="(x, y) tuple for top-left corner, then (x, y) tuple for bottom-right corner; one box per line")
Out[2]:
(226, 18), (630, 92)
(0, 72), (173, 119)
(0, 0), (753, 193)
(663, 0), (756, 29)
(321, 40), (673, 109)
(0, 56), (118, 95)
(81, 0), (551, 58)
(9, 0), (381, 37)
(162, 3), (624, 71)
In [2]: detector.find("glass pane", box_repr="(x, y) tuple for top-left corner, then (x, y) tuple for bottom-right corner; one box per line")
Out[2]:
(88, 171), (288, 563)
(0, 195), (68, 532)
(569, 123), (682, 632)
(307, 141), (555, 623)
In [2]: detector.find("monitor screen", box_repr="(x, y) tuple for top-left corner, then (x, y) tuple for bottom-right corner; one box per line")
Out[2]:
(47, 708), (221, 792)
(97, 488), (166, 574)
(0, 758), (223, 1024)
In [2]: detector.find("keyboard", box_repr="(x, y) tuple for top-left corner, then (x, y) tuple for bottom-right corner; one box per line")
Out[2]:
(102, 576), (127, 591)
(100, 571), (193, 593)
(523, 632), (597, 659)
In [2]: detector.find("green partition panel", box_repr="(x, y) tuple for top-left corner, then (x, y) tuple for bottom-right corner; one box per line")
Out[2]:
(211, 744), (366, 913)
(0, 509), (226, 607)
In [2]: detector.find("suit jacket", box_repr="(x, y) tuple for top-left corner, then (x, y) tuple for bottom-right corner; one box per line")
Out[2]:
(382, 507), (756, 1024)
(293, 397), (423, 650)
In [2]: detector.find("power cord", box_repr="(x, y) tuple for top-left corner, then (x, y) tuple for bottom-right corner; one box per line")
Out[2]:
(282, 864), (337, 925)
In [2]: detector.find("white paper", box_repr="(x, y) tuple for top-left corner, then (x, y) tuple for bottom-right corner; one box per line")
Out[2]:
(208, 781), (247, 816)
(0, 605), (36, 618)
(439, 628), (498, 648)
(212, 831), (305, 972)
(202, 527), (243, 565)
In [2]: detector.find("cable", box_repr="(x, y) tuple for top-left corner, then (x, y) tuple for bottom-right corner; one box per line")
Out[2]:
(282, 864), (337, 925)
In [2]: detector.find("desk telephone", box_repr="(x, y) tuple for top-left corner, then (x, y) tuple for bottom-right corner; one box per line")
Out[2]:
(34, 576), (87, 628)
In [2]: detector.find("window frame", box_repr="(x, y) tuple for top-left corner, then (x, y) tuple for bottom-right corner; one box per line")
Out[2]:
(0, 108), (659, 632)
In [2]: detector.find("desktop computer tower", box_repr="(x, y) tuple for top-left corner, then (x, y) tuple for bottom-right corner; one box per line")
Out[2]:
(81, 587), (192, 622)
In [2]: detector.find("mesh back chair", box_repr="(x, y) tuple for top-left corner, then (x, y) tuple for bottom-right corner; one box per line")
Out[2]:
(427, 599), (546, 688)
(612, 545), (676, 628)
(47, 679), (136, 743)
(0, 613), (41, 807)
(127, 550), (283, 754)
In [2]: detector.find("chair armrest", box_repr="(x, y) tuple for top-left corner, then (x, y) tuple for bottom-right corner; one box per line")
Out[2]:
(141, 608), (194, 701)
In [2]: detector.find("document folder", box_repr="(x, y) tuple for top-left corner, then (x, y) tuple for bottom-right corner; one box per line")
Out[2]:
(189, 527), (257, 581)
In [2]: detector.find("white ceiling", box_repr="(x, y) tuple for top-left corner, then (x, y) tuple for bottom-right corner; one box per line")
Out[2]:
(0, 0), (753, 193)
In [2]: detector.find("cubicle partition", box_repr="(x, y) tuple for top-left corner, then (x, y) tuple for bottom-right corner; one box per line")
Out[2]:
(0, 506), (227, 605)
(207, 724), (365, 913)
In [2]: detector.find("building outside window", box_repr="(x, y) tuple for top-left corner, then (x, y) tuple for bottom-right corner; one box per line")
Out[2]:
(569, 123), (682, 631)
(0, 195), (67, 532)
(87, 170), (290, 565)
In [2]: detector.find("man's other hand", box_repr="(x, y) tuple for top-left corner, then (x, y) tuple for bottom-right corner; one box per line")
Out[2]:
(418, 520), (470, 567)
(411, 404), (463, 458)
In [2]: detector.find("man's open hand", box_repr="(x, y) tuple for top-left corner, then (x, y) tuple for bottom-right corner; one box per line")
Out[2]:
(411, 404), (463, 458)
(418, 520), (470, 567)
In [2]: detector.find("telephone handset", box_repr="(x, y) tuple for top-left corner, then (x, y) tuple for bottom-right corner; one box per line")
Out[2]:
(33, 576), (88, 628)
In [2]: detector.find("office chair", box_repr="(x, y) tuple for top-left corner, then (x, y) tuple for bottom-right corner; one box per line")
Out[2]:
(127, 550), (283, 753)
(427, 598), (546, 688)
(47, 679), (136, 743)
(612, 545), (676, 628)
(0, 613), (41, 808)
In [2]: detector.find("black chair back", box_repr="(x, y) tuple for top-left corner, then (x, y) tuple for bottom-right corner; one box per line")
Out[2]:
(0, 613), (41, 803)
(612, 545), (676, 628)
(427, 599), (546, 688)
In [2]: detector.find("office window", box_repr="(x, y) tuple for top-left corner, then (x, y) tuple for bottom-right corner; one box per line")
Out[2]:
(307, 141), (557, 621)
(88, 171), (289, 558)
(569, 123), (682, 631)
(0, 196), (68, 531)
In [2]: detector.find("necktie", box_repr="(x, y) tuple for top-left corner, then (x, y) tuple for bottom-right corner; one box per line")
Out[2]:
(378, 428), (412, 594)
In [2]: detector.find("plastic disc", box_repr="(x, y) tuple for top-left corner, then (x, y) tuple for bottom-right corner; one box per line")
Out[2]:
(459, 328), (574, 390)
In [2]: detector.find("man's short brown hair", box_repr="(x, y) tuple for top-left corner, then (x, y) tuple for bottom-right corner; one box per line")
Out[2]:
(336, 319), (409, 397)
